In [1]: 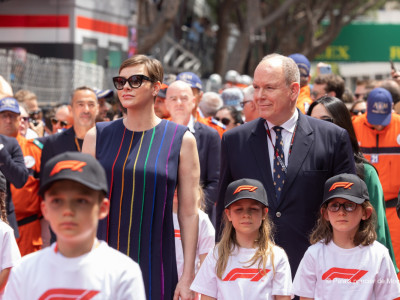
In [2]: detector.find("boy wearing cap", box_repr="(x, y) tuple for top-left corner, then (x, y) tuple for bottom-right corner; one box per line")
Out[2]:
(293, 173), (400, 299)
(353, 87), (400, 279)
(4, 152), (146, 299)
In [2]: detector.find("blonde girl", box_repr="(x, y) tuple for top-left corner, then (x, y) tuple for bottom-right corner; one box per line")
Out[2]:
(293, 173), (400, 299)
(191, 178), (292, 299)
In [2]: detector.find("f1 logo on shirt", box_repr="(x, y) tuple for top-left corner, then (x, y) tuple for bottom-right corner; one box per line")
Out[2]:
(322, 267), (368, 282)
(223, 268), (270, 282)
(39, 288), (100, 299)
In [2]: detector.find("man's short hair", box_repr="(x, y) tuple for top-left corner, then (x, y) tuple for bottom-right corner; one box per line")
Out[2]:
(70, 86), (97, 104)
(199, 92), (223, 117)
(314, 74), (345, 99)
(261, 54), (300, 87)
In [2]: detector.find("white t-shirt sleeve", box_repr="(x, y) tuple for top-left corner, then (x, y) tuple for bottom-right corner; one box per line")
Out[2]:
(198, 211), (215, 256)
(115, 259), (146, 300)
(1, 223), (21, 270)
(3, 262), (22, 299)
(272, 247), (293, 296)
(190, 249), (218, 298)
(373, 248), (400, 299)
(292, 247), (317, 298)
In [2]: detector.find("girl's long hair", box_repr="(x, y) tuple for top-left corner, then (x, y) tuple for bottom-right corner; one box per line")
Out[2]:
(0, 191), (8, 224)
(215, 207), (276, 279)
(310, 201), (377, 246)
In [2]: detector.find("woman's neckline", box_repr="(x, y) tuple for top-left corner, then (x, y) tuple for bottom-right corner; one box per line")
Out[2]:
(121, 117), (163, 133)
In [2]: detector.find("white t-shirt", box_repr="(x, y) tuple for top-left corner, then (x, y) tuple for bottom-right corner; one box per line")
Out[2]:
(4, 241), (146, 300)
(173, 210), (215, 279)
(293, 240), (400, 299)
(190, 244), (293, 299)
(0, 220), (21, 299)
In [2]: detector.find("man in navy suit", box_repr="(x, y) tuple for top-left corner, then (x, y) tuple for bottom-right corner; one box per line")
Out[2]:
(216, 54), (355, 278)
(166, 80), (220, 220)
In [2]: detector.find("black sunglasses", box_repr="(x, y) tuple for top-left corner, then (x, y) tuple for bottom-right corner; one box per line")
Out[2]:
(112, 74), (154, 90)
(320, 117), (334, 123)
(51, 118), (68, 127)
(351, 109), (366, 115)
(29, 109), (41, 116)
(214, 117), (231, 126)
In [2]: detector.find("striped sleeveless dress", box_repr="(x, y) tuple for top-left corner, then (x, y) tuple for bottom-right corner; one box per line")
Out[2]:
(96, 118), (187, 300)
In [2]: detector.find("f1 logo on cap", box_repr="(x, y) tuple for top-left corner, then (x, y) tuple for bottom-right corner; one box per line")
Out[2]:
(233, 185), (258, 194)
(329, 182), (354, 192)
(50, 160), (87, 176)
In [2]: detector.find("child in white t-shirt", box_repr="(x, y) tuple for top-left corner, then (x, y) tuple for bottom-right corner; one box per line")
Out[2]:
(173, 187), (215, 279)
(0, 171), (21, 298)
(191, 178), (293, 300)
(293, 173), (400, 300)
(4, 152), (146, 300)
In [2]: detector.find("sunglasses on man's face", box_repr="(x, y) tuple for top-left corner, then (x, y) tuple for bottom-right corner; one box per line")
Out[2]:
(214, 117), (231, 126)
(112, 74), (154, 90)
(351, 109), (366, 115)
(29, 109), (41, 117)
(51, 118), (68, 127)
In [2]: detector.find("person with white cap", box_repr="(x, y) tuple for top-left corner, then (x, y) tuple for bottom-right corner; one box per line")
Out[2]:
(353, 87), (400, 279)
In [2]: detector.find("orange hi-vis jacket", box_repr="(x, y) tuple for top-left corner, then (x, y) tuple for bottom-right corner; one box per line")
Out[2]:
(10, 134), (43, 256)
(296, 85), (313, 114)
(353, 113), (400, 202)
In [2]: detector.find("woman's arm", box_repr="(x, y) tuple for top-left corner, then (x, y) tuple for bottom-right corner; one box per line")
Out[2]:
(82, 127), (97, 157)
(174, 131), (200, 300)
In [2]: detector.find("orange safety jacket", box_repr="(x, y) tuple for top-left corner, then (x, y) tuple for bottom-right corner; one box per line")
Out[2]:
(10, 134), (43, 256)
(296, 85), (313, 114)
(353, 114), (400, 202)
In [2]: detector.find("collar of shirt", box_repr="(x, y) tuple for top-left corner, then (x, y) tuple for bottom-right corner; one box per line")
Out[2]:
(265, 109), (298, 135)
(187, 115), (196, 133)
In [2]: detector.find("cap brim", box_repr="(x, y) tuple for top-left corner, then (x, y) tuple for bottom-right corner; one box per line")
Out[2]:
(322, 194), (366, 206)
(367, 112), (392, 126)
(39, 175), (107, 197)
(225, 195), (268, 208)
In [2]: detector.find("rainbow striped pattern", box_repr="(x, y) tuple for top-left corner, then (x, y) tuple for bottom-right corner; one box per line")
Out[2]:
(95, 119), (187, 300)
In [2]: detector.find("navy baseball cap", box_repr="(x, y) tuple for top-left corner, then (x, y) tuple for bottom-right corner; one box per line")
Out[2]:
(289, 53), (311, 76)
(367, 87), (393, 126)
(176, 72), (202, 90)
(322, 173), (369, 206)
(39, 152), (108, 197)
(0, 97), (20, 114)
(225, 178), (268, 208)
(93, 88), (114, 99)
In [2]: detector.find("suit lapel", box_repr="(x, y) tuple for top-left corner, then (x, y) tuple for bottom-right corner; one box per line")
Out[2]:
(249, 119), (278, 209)
(279, 113), (314, 205)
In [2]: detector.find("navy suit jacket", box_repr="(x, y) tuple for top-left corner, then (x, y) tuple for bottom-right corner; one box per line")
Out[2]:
(217, 112), (356, 277)
(0, 134), (29, 236)
(193, 122), (220, 216)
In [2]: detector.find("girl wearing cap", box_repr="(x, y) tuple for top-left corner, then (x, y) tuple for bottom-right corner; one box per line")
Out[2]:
(191, 178), (292, 299)
(293, 173), (400, 299)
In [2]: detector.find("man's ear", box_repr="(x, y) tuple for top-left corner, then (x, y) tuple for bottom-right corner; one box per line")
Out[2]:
(290, 82), (300, 101)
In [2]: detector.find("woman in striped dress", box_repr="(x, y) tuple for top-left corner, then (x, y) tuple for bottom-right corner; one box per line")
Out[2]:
(83, 55), (200, 300)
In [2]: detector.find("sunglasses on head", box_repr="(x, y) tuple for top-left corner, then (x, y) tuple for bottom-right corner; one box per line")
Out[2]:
(51, 118), (68, 127)
(351, 109), (366, 115)
(327, 201), (358, 212)
(112, 74), (154, 90)
(214, 117), (231, 126)
(320, 117), (334, 123)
